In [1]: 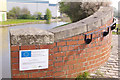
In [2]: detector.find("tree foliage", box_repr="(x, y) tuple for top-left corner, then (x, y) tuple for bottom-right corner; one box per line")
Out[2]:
(7, 6), (32, 19)
(34, 12), (42, 20)
(7, 6), (21, 19)
(59, 2), (111, 22)
(21, 7), (30, 15)
(45, 8), (52, 23)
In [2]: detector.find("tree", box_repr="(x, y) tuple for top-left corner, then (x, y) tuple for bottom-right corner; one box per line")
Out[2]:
(59, 2), (111, 22)
(21, 7), (30, 15)
(45, 8), (52, 24)
(18, 7), (31, 19)
(7, 6), (21, 19)
(7, 12), (16, 19)
(34, 12), (42, 20)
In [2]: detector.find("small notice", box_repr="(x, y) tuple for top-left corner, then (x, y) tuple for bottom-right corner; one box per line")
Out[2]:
(19, 49), (48, 71)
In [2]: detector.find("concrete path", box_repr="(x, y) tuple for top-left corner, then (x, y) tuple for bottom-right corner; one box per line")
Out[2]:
(91, 35), (119, 78)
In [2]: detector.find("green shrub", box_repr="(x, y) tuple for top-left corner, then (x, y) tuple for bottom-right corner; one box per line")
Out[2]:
(76, 72), (91, 80)
(18, 14), (31, 19)
(45, 8), (52, 24)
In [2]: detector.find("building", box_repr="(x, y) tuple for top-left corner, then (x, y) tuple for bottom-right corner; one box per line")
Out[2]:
(7, 1), (60, 17)
(0, 0), (7, 21)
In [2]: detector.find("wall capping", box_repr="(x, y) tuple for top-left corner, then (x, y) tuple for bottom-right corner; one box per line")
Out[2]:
(10, 27), (54, 46)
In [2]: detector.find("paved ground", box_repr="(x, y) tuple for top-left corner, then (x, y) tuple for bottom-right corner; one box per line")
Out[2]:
(91, 35), (119, 78)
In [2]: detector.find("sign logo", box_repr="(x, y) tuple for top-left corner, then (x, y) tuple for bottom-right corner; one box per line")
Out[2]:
(21, 51), (31, 58)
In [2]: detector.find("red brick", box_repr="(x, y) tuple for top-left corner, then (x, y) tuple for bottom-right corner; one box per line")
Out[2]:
(49, 60), (53, 66)
(68, 55), (74, 60)
(78, 58), (86, 63)
(49, 55), (54, 60)
(63, 57), (68, 61)
(57, 41), (66, 46)
(54, 62), (64, 67)
(68, 46), (74, 51)
(84, 62), (89, 66)
(63, 66), (68, 70)
(81, 67), (86, 71)
(11, 58), (19, 63)
(12, 64), (19, 69)
(67, 69), (76, 75)
(53, 47), (58, 52)
(74, 64), (79, 69)
(86, 48), (93, 53)
(72, 36), (79, 40)
(11, 46), (19, 51)
(66, 51), (76, 56)
(67, 41), (78, 45)
(23, 70), (39, 73)
(40, 45), (53, 49)
(66, 60), (77, 65)
(74, 63), (83, 69)
(49, 50), (54, 55)
(68, 65), (74, 70)
(21, 45), (36, 50)
(11, 52), (19, 58)
(58, 47), (62, 52)
(77, 50), (83, 54)
(31, 72), (46, 78)
(86, 65), (91, 70)
(62, 46), (67, 51)
(12, 70), (20, 75)
(54, 52), (65, 57)
(12, 74), (29, 78)
(78, 40), (84, 44)
(56, 57), (63, 62)
(54, 71), (64, 77)
(47, 71), (53, 76)
(54, 67), (62, 72)
(87, 56), (94, 61)
(47, 66), (53, 71)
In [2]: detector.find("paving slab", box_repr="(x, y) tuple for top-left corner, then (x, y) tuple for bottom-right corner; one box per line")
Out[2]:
(91, 35), (119, 78)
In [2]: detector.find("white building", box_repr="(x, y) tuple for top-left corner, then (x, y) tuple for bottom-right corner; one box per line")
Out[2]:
(0, 0), (7, 21)
(7, 1), (60, 17)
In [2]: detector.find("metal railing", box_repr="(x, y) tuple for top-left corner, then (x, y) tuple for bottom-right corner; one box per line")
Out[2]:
(84, 17), (117, 44)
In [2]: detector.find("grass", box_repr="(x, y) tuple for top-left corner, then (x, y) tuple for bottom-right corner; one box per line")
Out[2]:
(76, 72), (91, 80)
(76, 71), (106, 80)
(112, 24), (120, 35)
(0, 19), (45, 25)
(54, 22), (72, 28)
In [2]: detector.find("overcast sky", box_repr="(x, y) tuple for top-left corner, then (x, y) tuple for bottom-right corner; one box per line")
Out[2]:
(7, 0), (60, 4)
(111, 0), (119, 10)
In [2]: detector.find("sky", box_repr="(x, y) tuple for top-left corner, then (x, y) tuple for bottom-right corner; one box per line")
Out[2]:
(7, 0), (120, 9)
(110, 0), (120, 10)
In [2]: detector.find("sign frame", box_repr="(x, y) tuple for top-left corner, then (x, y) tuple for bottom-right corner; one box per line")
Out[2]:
(19, 49), (49, 71)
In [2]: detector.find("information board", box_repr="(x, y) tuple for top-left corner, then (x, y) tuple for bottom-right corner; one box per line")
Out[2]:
(19, 49), (48, 71)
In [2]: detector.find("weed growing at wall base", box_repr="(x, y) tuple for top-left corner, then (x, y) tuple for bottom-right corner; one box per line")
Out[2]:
(76, 72), (92, 80)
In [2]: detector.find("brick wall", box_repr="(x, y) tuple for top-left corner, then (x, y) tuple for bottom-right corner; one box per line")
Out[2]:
(11, 18), (113, 78)
(10, 7), (114, 78)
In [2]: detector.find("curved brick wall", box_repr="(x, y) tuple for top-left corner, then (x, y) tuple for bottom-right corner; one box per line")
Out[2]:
(10, 7), (114, 78)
